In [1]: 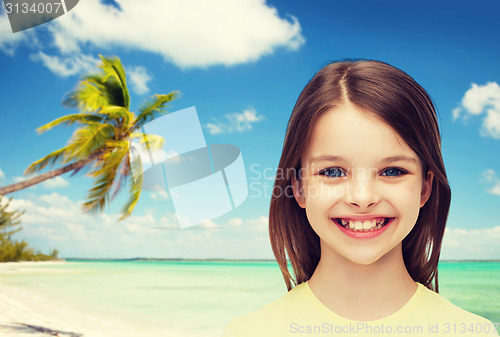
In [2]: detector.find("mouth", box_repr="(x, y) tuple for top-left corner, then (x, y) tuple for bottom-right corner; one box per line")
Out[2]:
(332, 217), (395, 233)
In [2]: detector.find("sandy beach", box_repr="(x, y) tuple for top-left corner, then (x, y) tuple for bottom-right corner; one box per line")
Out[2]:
(0, 262), (164, 337)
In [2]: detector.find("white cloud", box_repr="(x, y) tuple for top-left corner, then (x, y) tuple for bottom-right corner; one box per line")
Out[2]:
(441, 226), (500, 260)
(11, 175), (39, 190)
(489, 184), (500, 196)
(480, 169), (500, 196)
(462, 82), (500, 114)
(48, 22), (80, 54)
(42, 176), (70, 189)
(481, 169), (496, 182)
(7, 193), (79, 229)
(150, 190), (169, 201)
(13, 176), (28, 183)
(206, 107), (264, 135)
(130, 140), (180, 166)
(0, 12), (33, 56)
(176, 229), (213, 246)
(4, 192), (275, 259)
(1, 0), (304, 69)
(0, 168), (5, 181)
(452, 107), (462, 121)
(38, 192), (74, 206)
(453, 82), (500, 139)
(227, 218), (243, 227)
(245, 215), (268, 233)
(29, 51), (154, 95)
(127, 66), (152, 95)
(198, 220), (218, 229)
(5, 192), (176, 253)
(30, 52), (99, 77)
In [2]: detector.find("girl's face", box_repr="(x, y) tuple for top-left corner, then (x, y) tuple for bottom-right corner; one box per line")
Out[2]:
(292, 103), (433, 265)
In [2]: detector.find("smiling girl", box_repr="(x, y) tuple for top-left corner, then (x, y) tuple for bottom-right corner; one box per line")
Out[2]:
(222, 60), (498, 336)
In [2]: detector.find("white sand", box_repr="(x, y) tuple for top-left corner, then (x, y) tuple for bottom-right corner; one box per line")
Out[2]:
(0, 262), (169, 337)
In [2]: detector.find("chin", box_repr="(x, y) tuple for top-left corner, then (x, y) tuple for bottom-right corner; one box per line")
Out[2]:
(326, 242), (393, 266)
(344, 242), (404, 266)
(344, 252), (384, 266)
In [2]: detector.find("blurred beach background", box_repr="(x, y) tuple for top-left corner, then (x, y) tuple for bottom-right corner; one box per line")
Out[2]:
(0, 260), (499, 337)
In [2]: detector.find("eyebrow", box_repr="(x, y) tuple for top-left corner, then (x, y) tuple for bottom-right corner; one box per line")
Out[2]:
(309, 155), (418, 165)
(380, 155), (418, 164)
(309, 155), (346, 164)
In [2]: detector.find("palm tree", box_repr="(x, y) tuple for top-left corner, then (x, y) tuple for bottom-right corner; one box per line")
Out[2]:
(0, 55), (178, 220)
(0, 196), (23, 239)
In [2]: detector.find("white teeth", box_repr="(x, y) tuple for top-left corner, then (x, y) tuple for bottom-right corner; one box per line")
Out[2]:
(338, 217), (389, 232)
(363, 220), (375, 230)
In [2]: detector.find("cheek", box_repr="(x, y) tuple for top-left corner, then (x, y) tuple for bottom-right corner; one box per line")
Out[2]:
(304, 182), (344, 207)
(385, 182), (422, 221)
(303, 183), (344, 224)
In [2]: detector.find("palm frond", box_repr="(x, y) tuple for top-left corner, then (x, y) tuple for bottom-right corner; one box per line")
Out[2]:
(85, 74), (127, 108)
(130, 132), (165, 152)
(63, 79), (110, 113)
(62, 56), (130, 112)
(24, 147), (68, 175)
(110, 154), (131, 201)
(36, 113), (105, 134)
(133, 91), (179, 130)
(63, 123), (115, 162)
(99, 55), (130, 110)
(119, 155), (143, 220)
(83, 171), (116, 214)
(83, 145), (128, 213)
(99, 105), (131, 127)
(88, 140), (129, 178)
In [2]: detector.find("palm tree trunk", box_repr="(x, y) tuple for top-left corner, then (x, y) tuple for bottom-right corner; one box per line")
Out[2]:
(0, 155), (100, 196)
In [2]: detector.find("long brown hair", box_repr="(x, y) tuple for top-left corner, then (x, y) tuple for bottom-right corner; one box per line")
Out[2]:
(269, 60), (451, 292)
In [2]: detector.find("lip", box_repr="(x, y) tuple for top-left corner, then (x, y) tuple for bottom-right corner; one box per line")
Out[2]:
(335, 214), (390, 221)
(332, 216), (395, 239)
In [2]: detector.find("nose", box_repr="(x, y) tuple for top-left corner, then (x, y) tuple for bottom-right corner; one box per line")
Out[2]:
(344, 175), (380, 209)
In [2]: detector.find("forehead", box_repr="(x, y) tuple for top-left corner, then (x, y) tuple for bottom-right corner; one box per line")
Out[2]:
(304, 105), (419, 165)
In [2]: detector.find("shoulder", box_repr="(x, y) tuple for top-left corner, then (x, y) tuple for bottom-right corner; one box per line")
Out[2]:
(222, 283), (309, 337)
(412, 283), (498, 335)
(415, 284), (487, 320)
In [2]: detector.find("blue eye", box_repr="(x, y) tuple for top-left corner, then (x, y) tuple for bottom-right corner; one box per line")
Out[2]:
(319, 167), (345, 178)
(381, 167), (406, 177)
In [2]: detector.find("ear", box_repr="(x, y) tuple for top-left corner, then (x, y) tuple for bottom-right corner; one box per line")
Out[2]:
(420, 171), (434, 208)
(291, 175), (306, 208)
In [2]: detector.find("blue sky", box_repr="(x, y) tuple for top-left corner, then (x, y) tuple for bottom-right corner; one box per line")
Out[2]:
(1, 0), (499, 259)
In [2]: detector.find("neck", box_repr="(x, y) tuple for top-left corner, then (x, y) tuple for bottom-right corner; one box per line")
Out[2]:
(308, 242), (417, 321)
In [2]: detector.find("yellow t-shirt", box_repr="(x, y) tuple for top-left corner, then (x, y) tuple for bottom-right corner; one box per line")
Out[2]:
(222, 282), (498, 337)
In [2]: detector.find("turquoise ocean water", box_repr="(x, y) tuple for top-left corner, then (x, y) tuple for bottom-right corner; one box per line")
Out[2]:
(0, 260), (499, 336)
